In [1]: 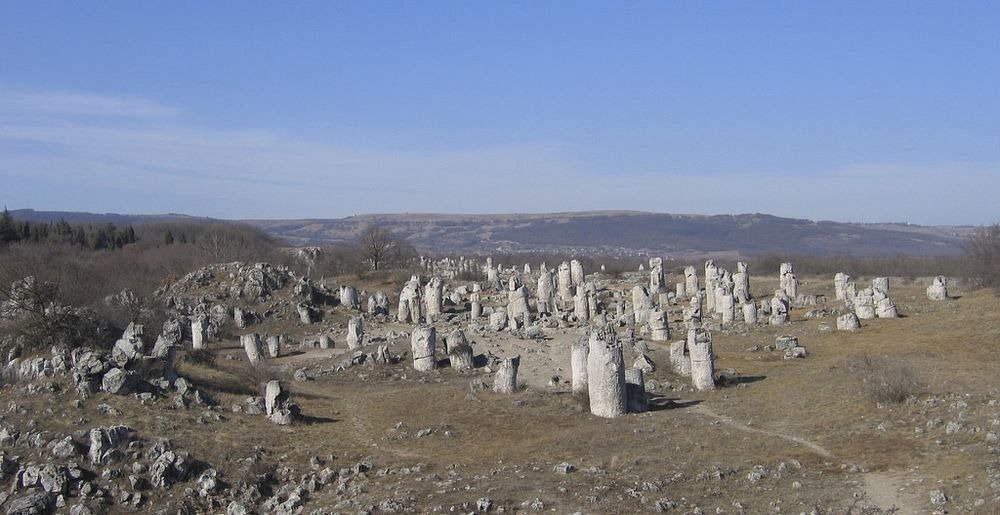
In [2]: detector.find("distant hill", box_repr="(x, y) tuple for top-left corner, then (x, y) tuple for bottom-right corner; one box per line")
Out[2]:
(246, 211), (974, 258)
(7, 209), (215, 226)
(8, 209), (972, 257)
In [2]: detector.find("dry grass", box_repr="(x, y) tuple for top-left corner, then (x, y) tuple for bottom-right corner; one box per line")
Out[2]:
(851, 356), (921, 404)
(181, 348), (217, 368)
(2, 271), (998, 513)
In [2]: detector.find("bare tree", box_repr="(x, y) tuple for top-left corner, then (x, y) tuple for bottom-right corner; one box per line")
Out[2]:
(358, 224), (398, 271)
(965, 223), (1000, 293)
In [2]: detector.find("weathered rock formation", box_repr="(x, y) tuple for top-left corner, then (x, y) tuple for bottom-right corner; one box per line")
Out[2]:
(410, 326), (437, 371)
(586, 325), (626, 418)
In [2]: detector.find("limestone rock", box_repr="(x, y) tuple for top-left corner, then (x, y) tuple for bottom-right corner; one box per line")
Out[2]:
(837, 312), (861, 331)
(647, 310), (670, 341)
(927, 276), (948, 301)
(625, 368), (647, 413)
(397, 276), (423, 323)
(448, 344), (474, 371)
(410, 326), (437, 372)
(586, 324), (626, 418)
(571, 338), (589, 395)
(688, 328), (715, 391)
(346, 316), (365, 350)
(670, 340), (691, 377)
(367, 291), (390, 316)
(339, 285), (360, 310)
(493, 355), (520, 394)
(423, 277), (444, 321)
(241, 333), (265, 364)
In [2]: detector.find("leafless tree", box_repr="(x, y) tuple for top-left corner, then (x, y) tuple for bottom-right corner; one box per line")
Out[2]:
(358, 224), (398, 271)
(965, 223), (1000, 293)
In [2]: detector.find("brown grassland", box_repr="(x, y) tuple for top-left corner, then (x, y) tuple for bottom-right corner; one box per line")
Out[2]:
(5, 272), (999, 513)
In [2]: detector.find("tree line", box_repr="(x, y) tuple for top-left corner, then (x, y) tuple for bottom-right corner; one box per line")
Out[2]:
(0, 209), (136, 250)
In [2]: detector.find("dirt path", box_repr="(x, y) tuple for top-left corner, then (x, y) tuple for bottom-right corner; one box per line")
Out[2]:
(690, 404), (835, 458)
(692, 405), (925, 512)
(863, 472), (923, 513)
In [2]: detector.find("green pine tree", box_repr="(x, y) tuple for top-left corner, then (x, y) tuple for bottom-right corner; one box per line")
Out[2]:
(0, 208), (16, 244)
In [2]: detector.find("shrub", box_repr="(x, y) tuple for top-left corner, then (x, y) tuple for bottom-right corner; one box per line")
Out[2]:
(852, 356), (921, 404)
(964, 223), (1000, 293)
(182, 348), (217, 368)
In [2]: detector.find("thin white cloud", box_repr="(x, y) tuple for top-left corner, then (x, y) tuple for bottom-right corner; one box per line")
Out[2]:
(0, 87), (997, 225)
(0, 88), (180, 118)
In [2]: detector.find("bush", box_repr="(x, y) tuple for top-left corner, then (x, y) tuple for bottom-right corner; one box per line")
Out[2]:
(748, 253), (966, 280)
(964, 223), (1000, 293)
(852, 356), (921, 404)
(242, 363), (279, 393)
(182, 348), (217, 368)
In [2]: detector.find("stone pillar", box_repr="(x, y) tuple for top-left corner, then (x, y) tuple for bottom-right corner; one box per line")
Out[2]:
(648, 310), (670, 341)
(876, 297), (898, 318)
(769, 291), (789, 325)
(844, 281), (858, 307)
(367, 291), (390, 316)
(443, 328), (467, 355)
(397, 276), (422, 324)
(487, 308), (507, 331)
(191, 317), (207, 350)
(448, 344), (474, 371)
(470, 292), (482, 320)
(264, 380), (284, 416)
(339, 286), (360, 310)
(571, 338), (589, 394)
(536, 269), (556, 314)
(836, 312), (860, 330)
(570, 259), (585, 288)
(713, 285), (727, 316)
(720, 294), (735, 327)
(346, 316), (365, 350)
(233, 307), (247, 329)
(649, 257), (664, 293)
(733, 270), (751, 304)
(684, 266), (698, 295)
(296, 303), (314, 324)
(557, 262), (574, 304)
(834, 272), (851, 301)
(410, 326), (436, 371)
(624, 368), (647, 413)
(926, 276), (948, 301)
(669, 339), (691, 376)
(779, 263), (798, 299)
(266, 335), (281, 358)
(704, 260), (719, 312)
(493, 355), (520, 393)
(573, 290), (591, 323)
(632, 285), (653, 327)
(424, 277), (443, 321)
(675, 282), (687, 300)
(872, 277), (889, 297)
(741, 302), (758, 326)
(241, 333), (264, 364)
(688, 328), (715, 391)
(486, 265), (500, 290)
(854, 289), (876, 319)
(508, 285), (531, 322)
(586, 325), (626, 418)
(684, 294), (703, 331)
(319, 334), (333, 349)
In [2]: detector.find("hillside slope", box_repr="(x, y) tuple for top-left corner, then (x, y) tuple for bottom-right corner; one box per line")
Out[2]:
(9, 209), (971, 257)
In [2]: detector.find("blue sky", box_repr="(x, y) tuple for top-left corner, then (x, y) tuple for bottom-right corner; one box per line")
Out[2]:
(1, 1), (998, 224)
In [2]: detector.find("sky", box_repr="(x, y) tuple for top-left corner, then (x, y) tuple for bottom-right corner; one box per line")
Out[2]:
(1, 1), (998, 225)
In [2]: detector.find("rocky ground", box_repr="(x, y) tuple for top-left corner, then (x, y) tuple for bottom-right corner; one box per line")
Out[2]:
(0, 261), (997, 514)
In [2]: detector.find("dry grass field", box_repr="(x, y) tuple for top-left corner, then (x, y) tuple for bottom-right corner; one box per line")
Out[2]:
(3, 271), (998, 514)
